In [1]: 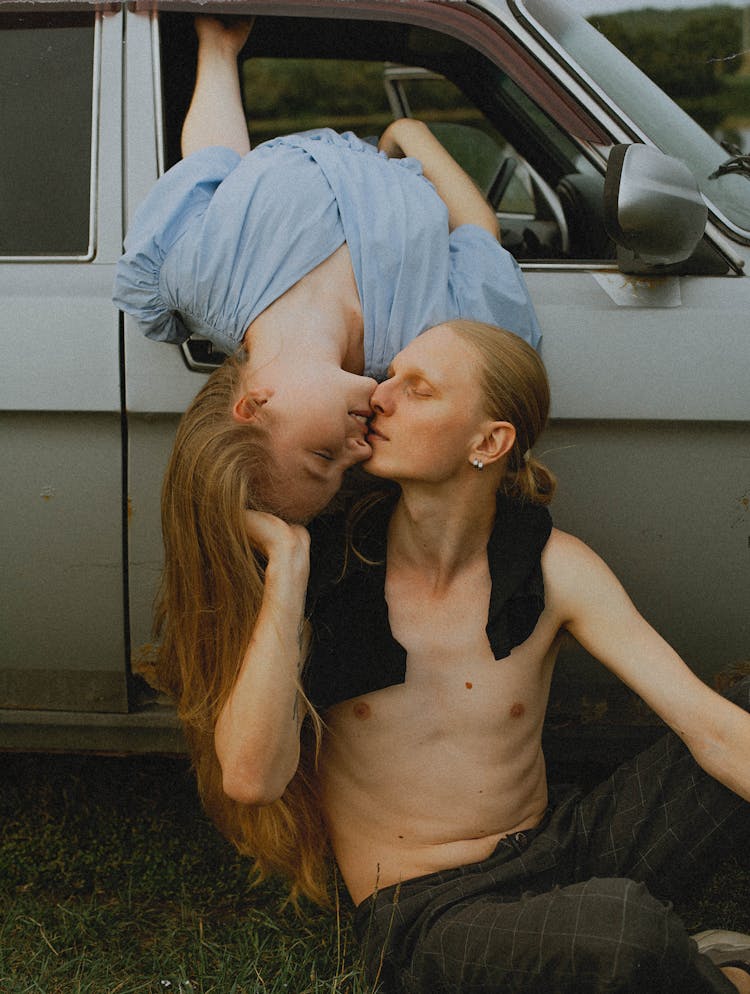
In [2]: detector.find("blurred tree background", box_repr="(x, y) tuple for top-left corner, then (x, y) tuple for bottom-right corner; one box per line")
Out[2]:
(242, 5), (750, 148)
(591, 4), (750, 143)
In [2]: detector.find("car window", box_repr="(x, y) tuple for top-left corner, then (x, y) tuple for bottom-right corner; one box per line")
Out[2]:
(245, 57), (536, 214)
(382, 69), (536, 216)
(515, 0), (750, 238)
(161, 13), (615, 264)
(243, 57), (393, 145)
(0, 13), (95, 257)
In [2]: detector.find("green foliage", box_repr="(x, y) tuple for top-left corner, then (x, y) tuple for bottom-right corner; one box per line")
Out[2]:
(242, 59), (392, 120)
(241, 57), (482, 144)
(240, 8), (748, 148)
(592, 5), (746, 132)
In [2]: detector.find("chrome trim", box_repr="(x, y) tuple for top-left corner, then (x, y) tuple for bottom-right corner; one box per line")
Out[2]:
(88, 9), (102, 259)
(520, 261), (619, 273)
(151, 10), (166, 177)
(181, 337), (228, 374)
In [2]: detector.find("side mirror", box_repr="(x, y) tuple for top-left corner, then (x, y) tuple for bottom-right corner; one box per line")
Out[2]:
(604, 144), (708, 273)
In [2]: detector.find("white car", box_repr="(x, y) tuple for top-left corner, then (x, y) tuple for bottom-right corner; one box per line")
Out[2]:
(1, 0), (748, 754)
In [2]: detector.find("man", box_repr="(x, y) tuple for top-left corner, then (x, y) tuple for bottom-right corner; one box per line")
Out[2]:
(216, 321), (750, 993)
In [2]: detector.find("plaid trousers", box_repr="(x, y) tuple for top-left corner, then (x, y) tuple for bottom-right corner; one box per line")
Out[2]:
(354, 677), (750, 994)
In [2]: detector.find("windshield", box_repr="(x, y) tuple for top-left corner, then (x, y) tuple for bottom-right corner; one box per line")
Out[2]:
(514, 0), (750, 235)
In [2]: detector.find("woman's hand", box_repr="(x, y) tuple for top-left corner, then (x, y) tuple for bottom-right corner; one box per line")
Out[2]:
(194, 16), (254, 60)
(244, 510), (310, 586)
(378, 117), (498, 237)
(378, 118), (429, 159)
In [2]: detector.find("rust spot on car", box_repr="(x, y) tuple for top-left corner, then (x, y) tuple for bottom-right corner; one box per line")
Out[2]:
(353, 701), (371, 720)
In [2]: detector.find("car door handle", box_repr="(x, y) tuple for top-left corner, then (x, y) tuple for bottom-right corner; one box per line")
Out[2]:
(182, 337), (227, 371)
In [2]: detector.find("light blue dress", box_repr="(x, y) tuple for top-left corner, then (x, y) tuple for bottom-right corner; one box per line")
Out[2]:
(113, 129), (541, 379)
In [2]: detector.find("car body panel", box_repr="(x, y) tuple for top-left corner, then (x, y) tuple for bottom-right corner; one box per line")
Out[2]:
(1, 0), (748, 751)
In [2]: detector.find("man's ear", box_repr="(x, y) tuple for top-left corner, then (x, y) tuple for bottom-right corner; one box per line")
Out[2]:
(231, 387), (274, 424)
(471, 421), (516, 467)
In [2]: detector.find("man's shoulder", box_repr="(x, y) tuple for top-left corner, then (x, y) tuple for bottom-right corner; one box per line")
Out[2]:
(541, 527), (627, 628)
(542, 527), (607, 575)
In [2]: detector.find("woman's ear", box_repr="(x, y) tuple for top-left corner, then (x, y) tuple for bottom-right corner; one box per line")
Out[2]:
(231, 387), (274, 424)
(471, 420), (516, 467)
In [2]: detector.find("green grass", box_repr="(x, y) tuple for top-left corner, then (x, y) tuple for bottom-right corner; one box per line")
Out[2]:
(1, 753), (748, 993)
(0, 754), (371, 994)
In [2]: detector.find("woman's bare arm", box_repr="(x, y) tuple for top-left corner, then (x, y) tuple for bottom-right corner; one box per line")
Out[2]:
(214, 511), (311, 806)
(379, 118), (499, 238)
(181, 17), (253, 158)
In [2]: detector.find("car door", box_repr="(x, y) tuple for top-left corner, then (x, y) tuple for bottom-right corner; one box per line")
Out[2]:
(0, 8), (127, 725)
(123, 0), (750, 741)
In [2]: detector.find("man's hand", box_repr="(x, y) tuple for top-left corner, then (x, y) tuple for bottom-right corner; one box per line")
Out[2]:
(215, 509), (312, 805)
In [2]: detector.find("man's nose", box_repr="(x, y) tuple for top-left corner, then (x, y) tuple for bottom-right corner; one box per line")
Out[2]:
(370, 379), (392, 414)
(358, 376), (378, 411)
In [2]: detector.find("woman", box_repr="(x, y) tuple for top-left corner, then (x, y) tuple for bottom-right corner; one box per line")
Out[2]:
(113, 17), (541, 523)
(209, 319), (750, 994)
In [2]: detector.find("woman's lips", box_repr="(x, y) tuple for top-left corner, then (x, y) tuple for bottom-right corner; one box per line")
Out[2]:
(349, 411), (370, 436)
(367, 423), (388, 441)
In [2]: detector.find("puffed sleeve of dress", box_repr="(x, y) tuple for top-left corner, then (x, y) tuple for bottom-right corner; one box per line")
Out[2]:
(112, 139), (346, 355)
(113, 130), (542, 365)
(447, 224), (542, 350)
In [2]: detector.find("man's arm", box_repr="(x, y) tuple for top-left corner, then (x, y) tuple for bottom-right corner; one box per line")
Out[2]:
(214, 511), (311, 806)
(379, 118), (499, 238)
(546, 529), (750, 802)
(181, 17), (253, 158)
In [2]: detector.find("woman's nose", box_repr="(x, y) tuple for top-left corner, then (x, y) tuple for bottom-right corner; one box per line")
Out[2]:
(353, 375), (378, 410)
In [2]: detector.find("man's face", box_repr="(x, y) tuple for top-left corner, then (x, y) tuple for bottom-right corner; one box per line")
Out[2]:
(365, 324), (488, 486)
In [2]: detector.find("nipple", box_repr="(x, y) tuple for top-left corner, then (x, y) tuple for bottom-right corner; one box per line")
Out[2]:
(509, 701), (525, 719)
(353, 701), (371, 720)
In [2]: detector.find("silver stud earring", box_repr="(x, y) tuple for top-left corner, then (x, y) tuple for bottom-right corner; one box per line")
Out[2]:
(472, 457), (484, 470)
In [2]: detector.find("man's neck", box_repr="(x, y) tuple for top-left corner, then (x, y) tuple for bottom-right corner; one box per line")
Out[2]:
(389, 484), (498, 590)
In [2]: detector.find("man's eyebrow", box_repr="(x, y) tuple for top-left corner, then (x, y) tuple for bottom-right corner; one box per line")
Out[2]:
(385, 359), (431, 380)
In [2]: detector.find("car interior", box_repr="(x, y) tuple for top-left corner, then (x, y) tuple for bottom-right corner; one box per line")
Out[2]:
(159, 12), (616, 268)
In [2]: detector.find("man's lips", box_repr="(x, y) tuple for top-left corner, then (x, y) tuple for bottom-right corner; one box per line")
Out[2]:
(367, 422), (388, 441)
